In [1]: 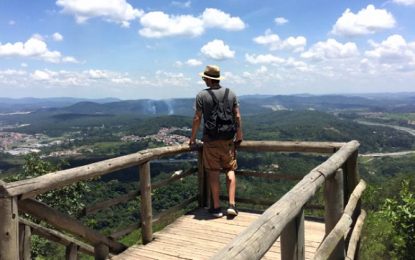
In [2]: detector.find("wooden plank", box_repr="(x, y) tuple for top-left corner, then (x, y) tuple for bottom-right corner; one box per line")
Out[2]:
(314, 180), (366, 260)
(280, 209), (305, 260)
(324, 169), (344, 260)
(346, 210), (367, 260)
(212, 140), (359, 260)
(19, 217), (94, 256)
(18, 198), (126, 254)
(0, 196), (19, 260)
(140, 162), (153, 244)
(94, 243), (109, 260)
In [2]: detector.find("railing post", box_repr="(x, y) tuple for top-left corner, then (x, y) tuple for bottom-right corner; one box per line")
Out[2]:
(197, 148), (208, 208)
(139, 161), (153, 244)
(324, 169), (344, 260)
(19, 223), (31, 260)
(94, 243), (109, 260)
(342, 149), (360, 254)
(0, 195), (19, 260)
(66, 242), (78, 260)
(281, 208), (305, 260)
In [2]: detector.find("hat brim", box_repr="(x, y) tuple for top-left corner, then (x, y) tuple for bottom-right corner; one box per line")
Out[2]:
(199, 72), (224, 80)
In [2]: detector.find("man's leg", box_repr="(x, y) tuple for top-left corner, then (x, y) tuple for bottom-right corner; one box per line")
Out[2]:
(226, 170), (236, 205)
(208, 170), (221, 209)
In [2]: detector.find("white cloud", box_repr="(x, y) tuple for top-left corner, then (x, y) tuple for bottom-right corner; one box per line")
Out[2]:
(331, 5), (396, 36)
(0, 69), (26, 76)
(201, 39), (235, 60)
(365, 35), (415, 70)
(301, 39), (359, 60)
(21, 63), (28, 68)
(87, 69), (109, 79)
(62, 56), (79, 63)
(52, 32), (64, 41)
(56, 0), (143, 27)
(186, 59), (202, 66)
(253, 30), (306, 52)
(139, 12), (204, 38)
(171, 1), (191, 8)
(393, 0), (415, 5)
(275, 17), (288, 25)
(0, 37), (76, 63)
(202, 8), (245, 31)
(245, 53), (285, 64)
(139, 8), (244, 38)
(32, 70), (55, 81)
(8, 20), (16, 26)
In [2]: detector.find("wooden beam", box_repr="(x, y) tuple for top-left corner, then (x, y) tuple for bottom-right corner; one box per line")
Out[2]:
(19, 217), (94, 256)
(346, 210), (367, 260)
(110, 223), (141, 240)
(139, 162), (152, 244)
(83, 167), (197, 216)
(235, 170), (302, 180)
(151, 167), (197, 190)
(324, 169), (344, 260)
(153, 196), (198, 224)
(212, 140), (359, 260)
(83, 190), (139, 216)
(2, 141), (344, 199)
(280, 208), (305, 260)
(0, 196), (19, 260)
(3, 144), (195, 199)
(18, 199), (126, 254)
(238, 141), (345, 154)
(314, 180), (366, 260)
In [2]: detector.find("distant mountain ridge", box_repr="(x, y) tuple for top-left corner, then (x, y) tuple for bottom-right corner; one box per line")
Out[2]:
(1, 93), (415, 115)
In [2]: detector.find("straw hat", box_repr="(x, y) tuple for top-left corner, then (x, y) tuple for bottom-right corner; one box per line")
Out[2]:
(199, 65), (224, 80)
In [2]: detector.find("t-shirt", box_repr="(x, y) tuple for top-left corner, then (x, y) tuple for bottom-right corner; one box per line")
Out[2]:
(195, 86), (239, 141)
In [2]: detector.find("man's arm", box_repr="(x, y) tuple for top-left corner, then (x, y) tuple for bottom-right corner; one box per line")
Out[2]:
(189, 110), (202, 145)
(234, 107), (243, 143)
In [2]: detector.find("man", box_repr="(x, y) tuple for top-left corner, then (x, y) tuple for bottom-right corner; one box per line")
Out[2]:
(189, 65), (243, 218)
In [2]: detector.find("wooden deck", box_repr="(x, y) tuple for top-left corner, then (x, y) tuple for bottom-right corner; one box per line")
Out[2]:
(111, 208), (325, 260)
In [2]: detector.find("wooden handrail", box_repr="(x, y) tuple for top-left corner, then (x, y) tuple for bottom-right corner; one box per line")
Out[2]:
(346, 210), (367, 260)
(19, 218), (95, 256)
(0, 140), (362, 260)
(1, 141), (344, 200)
(314, 180), (367, 260)
(83, 167), (197, 215)
(18, 199), (127, 254)
(212, 140), (359, 260)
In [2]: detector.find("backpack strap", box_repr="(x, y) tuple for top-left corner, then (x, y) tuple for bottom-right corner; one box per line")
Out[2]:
(223, 88), (230, 108)
(207, 89), (219, 104)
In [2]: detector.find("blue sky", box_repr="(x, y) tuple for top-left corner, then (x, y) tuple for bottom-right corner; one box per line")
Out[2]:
(0, 0), (414, 99)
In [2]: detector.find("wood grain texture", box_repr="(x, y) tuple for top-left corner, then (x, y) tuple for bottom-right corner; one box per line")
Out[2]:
(110, 208), (325, 260)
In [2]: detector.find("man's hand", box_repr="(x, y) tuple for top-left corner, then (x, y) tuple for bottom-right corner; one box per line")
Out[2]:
(189, 138), (196, 146)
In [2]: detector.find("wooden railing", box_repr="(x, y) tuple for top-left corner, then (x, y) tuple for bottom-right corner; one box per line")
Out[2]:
(0, 140), (365, 260)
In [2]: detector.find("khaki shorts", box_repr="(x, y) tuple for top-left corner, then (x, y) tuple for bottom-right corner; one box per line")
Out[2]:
(203, 139), (237, 171)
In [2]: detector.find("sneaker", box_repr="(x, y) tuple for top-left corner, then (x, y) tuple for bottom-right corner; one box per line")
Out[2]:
(227, 204), (238, 216)
(208, 207), (223, 218)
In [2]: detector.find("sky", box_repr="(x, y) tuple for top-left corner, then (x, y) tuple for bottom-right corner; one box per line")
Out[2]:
(0, 0), (414, 99)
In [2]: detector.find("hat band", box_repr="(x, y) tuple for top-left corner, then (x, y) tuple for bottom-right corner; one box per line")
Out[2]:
(204, 72), (220, 78)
